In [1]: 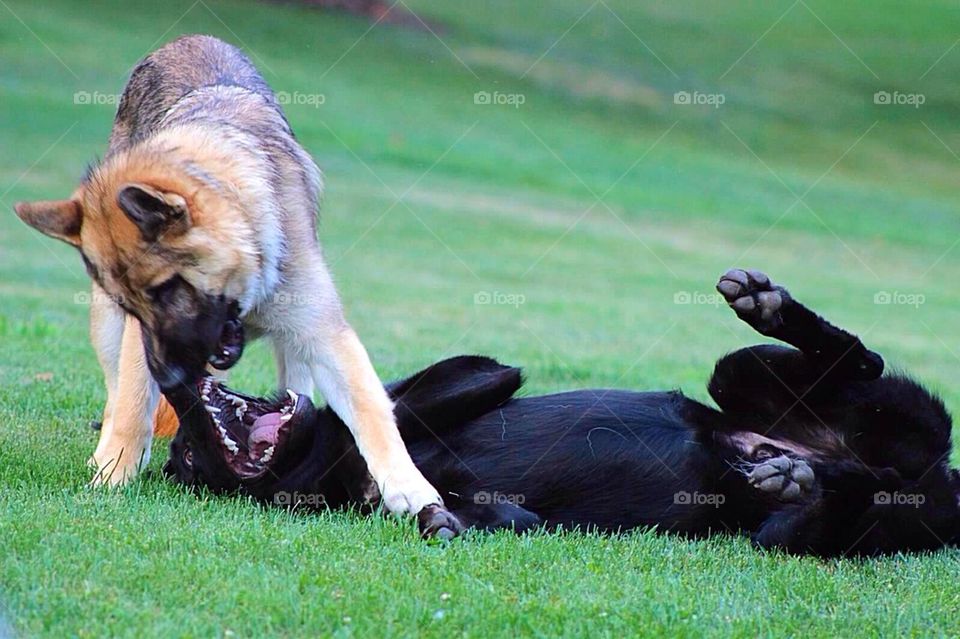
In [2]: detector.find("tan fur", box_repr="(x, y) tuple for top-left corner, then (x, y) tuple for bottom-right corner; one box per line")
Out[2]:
(153, 398), (179, 438)
(14, 35), (441, 514)
(79, 125), (269, 317)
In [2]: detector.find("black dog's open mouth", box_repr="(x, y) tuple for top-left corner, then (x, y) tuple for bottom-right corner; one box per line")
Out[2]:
(197, 376), (308, 479)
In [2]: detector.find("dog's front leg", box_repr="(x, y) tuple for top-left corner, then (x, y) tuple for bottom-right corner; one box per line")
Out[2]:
(90, 282), (124, 437)
(89, 315), (158, 486)
(305, 325), (441, 515)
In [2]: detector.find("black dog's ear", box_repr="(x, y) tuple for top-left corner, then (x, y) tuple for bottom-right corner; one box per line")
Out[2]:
(387, 356), (523, 440)
(117, 183), (190, 242)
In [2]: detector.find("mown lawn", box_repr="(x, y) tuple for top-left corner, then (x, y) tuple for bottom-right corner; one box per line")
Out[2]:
(2, 0), (960, 636)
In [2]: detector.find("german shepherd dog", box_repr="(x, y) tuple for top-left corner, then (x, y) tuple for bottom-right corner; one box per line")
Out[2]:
(163, 269), (960, 556)
(13, 35), (440, 514)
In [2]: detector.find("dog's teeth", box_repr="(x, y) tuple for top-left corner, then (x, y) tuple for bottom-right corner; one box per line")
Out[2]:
(280, 413), (292, 423)
(286, 389), (297, 403)
(205, 405), (221, 414)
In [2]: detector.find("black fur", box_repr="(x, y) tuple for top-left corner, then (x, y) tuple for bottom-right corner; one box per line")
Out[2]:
(164, 270), (960, 557)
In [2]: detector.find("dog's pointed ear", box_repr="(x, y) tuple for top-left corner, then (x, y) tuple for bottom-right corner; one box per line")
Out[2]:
(14, 198), (84, 247)
(117, 183), (190, 242)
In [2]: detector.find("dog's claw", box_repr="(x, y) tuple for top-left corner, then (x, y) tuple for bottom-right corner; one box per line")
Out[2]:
(418, 504), (464, 541)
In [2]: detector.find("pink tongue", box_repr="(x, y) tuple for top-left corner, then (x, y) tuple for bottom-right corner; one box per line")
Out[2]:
(249, 412), (282, 448)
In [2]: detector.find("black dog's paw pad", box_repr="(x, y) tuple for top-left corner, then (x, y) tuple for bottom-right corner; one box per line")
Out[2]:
(732, 295), (756, 313)
(716, 268), (787, 333)
(747, 456), (814, 502)
(417, 504), (464, 541)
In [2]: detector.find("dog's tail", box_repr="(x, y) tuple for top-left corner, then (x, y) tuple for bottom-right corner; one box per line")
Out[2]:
(89, 397), (180, 437)
(153, 397), (179, 437)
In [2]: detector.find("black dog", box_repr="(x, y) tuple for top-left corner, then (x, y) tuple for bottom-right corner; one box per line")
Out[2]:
(163, 270), (960, 556)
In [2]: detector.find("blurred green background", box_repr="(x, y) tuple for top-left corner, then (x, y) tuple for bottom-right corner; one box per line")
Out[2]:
(1, 0), (959, 636)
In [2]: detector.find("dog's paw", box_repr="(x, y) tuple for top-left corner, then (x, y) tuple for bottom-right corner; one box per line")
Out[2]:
(417, 504), (464, 541)
(378, 465), (443, 516)
(716, 269), (789, 334)
(88, 440), (150, 487)
(747, 455), (814, 502)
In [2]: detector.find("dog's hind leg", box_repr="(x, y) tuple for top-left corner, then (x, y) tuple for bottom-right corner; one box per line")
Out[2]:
(751, 462), (903, 556)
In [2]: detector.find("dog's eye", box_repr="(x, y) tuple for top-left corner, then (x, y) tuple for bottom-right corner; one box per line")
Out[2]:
(183, 447), (193, 469)
(148, 275), (186, 306)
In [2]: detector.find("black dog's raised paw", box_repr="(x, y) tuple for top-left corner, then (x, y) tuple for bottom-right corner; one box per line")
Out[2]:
(747, 455), (815, 502)
(717, 269), (789, 334)
(417, 504), (464, 541)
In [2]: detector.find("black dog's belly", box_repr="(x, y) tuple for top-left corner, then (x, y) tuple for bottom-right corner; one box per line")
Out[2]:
(412, 390), (727, 533)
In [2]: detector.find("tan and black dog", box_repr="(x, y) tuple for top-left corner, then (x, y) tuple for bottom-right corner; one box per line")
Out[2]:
(14, 35), (440, 514)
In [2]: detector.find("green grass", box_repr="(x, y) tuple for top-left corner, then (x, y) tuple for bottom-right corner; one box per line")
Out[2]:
(2, 0), (960, 635)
